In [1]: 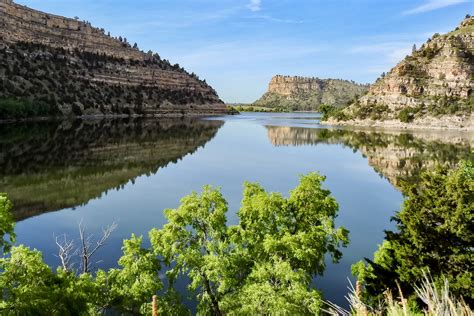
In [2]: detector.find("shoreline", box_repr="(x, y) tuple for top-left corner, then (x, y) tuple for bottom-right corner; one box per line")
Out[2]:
(321, 114), (474, 132)
(0, 111), (235, 124)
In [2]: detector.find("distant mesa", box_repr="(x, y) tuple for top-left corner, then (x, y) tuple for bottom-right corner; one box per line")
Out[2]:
(252, 75), (369, 111)
(0, 0), (228, 118)
(324, 16), (474, 129)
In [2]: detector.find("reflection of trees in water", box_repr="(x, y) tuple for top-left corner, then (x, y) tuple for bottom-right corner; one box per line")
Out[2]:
(266, 126), (473, 189)
(0, 118), (223, 221)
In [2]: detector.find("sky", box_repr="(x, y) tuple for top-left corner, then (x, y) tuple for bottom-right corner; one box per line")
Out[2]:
(16, 0), (473, 103)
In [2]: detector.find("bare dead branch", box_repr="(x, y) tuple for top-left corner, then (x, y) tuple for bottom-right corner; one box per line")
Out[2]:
(54, 234), (75, 272)
(78, 221), (118, 273)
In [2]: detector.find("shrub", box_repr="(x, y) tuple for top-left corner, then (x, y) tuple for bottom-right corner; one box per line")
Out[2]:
(353, 161), (474, 306)
(398, 107), (414, 122)
(0, 98), (60, 119)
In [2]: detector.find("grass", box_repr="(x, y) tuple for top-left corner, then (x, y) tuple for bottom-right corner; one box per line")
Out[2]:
(324, 272), (472, 315)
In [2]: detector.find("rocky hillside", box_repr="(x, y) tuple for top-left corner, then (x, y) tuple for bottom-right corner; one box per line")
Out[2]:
(253, 75), (368, 111)
(324, 16), (474, 129)
(0, 0), (227, 118)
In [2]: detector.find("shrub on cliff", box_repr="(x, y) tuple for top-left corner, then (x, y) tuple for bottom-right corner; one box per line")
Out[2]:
(0, 98), (59, 119)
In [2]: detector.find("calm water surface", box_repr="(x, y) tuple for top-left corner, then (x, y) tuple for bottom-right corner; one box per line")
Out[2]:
(1, 112), (472, 308)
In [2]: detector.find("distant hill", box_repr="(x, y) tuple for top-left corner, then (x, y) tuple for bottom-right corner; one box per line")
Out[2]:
(324, 16), (474, 129)
(253, 75), (369, 111)
(0, 0), (227, 118)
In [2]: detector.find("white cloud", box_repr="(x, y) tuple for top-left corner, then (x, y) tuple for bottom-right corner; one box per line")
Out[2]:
(350, 42), (412, 63)
(247, 0), (262, 12)
(403, 0), (468, 15)
(250, 14), (303, 24)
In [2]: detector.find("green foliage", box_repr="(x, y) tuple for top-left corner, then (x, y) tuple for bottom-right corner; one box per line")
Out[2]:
(0, 98), (59, 119)
(353, 161), (474, 306)
(353, 103), (390, 120)
(0, 175), (348, 314)
(320, 104), (349, 121)
(0, 245), (96, 315)
(0, 194), (15, 254)
(95, 235), (163, 314)
(398, 107), (415, 122)
(150, 173), (348, 315)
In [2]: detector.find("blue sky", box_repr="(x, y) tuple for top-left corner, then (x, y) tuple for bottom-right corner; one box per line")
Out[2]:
(16, 0), (473, 103)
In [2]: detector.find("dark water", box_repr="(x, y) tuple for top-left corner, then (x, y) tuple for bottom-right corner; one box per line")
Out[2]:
(1, 112), (472, 309)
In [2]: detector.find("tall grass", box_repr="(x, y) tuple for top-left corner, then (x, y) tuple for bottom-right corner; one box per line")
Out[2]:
(324, 273), (472, 315)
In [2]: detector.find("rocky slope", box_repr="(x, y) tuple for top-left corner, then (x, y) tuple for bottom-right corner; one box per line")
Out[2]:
(323, 16), (474, 129)
(253, 75), (368, 110)
(0, 0), (227, 118)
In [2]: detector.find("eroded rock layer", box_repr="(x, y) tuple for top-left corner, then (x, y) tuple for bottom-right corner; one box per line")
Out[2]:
(338, 16), (474, 125)
(0, 0), (227, 117)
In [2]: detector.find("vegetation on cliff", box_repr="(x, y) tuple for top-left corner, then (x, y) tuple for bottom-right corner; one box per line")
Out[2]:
(324, 16), (474, 125)
(0, 0), (226, 119)
(0, 173), (349, 314)
(0, 42), (223, 118)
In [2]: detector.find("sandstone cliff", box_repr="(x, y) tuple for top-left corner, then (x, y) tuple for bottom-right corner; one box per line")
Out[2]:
(0, 0), (227, 118)
(253, 75), (368, 110)
(324, 16), (474, 129)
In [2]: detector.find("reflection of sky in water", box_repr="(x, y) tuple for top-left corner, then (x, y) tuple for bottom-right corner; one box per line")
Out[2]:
(11, 112), (472, 308)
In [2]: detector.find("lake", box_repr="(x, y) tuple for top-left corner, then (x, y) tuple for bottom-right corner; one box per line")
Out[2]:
(1, 112), (472, 309)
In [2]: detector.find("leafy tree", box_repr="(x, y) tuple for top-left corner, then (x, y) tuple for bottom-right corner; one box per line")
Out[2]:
(0, 193), (15, 254)
(149, 186), (230, 315)
(353, 161), (474, 305)
(95, 234), (164, 314)
(0, 246), (96, 315)
(150, 173), (348, 315)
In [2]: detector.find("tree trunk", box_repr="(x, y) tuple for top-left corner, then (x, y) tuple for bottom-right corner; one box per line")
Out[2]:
(202, 273), (223, 316)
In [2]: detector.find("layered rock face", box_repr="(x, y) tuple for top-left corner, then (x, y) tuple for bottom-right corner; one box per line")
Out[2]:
(341, 16), (473, 124)
(0, 0), (227, 117)
(254, 75), (368, 110)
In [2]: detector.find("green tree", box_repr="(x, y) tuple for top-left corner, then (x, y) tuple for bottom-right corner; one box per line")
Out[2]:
(149, 186), (230, 315)
(0, 193), (15, 254)
(0, 246), (96, 315)
(95, 234), (164, 314)
(353, 161), (474, 305)
(150, 173), (349, 315)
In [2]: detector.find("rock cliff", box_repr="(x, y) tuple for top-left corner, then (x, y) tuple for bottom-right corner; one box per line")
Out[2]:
(0, 0), (227, 118)
(253, 75), (368, 110)
(325, 16), (473, 128)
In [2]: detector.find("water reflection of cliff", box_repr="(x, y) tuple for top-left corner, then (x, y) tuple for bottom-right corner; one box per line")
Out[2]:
(266, 126), (473, 188)
(0, 118), (223, 221)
